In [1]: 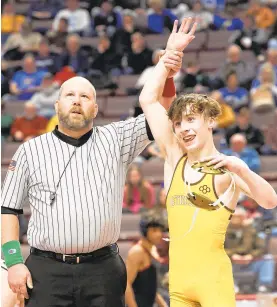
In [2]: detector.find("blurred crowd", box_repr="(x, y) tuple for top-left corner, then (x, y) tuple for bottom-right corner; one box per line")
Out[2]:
(1, 0), (277, 300)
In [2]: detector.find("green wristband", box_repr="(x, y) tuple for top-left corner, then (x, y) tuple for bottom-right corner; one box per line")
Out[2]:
(2, 240), (24, 268)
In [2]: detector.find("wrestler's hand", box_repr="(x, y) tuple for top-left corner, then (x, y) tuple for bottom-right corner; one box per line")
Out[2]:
(200, 154), (249, 175)
(160, 49), (183, 78)
(8, 263), (33, 305)
(166, 17), (197, 52)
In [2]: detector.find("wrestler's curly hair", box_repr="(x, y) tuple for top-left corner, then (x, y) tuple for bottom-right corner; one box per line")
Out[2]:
(167, 93), (221, 122)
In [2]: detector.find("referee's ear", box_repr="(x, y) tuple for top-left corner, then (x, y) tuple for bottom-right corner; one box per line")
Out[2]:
(55, 99), (59, 114)
(93, 102), (98, 118)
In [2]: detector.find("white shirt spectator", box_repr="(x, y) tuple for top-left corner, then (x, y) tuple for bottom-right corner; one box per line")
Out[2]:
(53, 8), (91, 33)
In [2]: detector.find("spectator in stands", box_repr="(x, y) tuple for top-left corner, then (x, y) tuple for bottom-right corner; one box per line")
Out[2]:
(8, 54), (47, 101)
(250, 62), (277, 112)
(35, 39), (58, 74)
(180, 61), (210, 92)
(1, 2), (25, 44)
(147, 142), (164, 160)
(92, 0), (122, 37)
(147, 0), (177, 34)
(58, 34), (89, 76)
(240, 197), (275, 229)
(111, 10), (139, 56)
(10, 102), (48, 142)
(229, 13), (263, 58)
(247, 1), (275, 45)
(2, 20), (43, 57)
(180, 1), (213, 32)
(47, 18), (69, 50)
(126, 32), (153, 74)
(125, 210), (167, 307)
(90, 36), (122, 75)
(29, 73), (59, 119)
(222, 133), (261, 173)
(219, 71), (249, 112)
(225, 107), (264, 154)
(28, 0), (62, 20)
(210, 91), (236, 129)
(251, 62), (277, 91)
(225, 208), (275, 293)
(266, 45), (277, 79)
(261, 109), (277, 155)
(123, 165), (155, 213)
(134, 50), (182, 93)
(52, 0), (91, 35)
(214, 44), (256, 89)
(1, 102), (13, 142)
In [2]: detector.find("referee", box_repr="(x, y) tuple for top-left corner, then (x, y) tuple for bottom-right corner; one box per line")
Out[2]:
(1, 76), (155, 307)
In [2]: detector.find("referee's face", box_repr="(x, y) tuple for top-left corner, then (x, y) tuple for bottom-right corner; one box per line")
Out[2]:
(56, 77), (98, 131)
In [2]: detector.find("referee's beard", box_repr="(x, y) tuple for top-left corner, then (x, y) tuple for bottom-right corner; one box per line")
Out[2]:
(57, 107), (94, 131)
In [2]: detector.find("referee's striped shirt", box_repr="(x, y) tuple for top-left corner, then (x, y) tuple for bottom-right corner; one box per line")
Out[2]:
(2, 114), (151, 254)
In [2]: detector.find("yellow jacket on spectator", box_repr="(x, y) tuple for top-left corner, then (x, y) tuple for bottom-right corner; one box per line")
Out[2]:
(45, 115), (58, 133)
(247, 6), (275, 29)
(1, 14), (25, 33)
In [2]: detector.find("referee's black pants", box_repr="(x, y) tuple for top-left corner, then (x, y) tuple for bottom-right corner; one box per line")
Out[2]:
(25, 247), (127, 307)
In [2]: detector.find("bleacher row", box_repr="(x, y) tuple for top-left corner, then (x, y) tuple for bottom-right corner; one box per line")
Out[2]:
(3, 29), (258, 73)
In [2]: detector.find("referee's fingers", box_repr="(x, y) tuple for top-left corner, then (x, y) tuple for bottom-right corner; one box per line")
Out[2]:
(15, 293), (25, 307)
(19, 284), (29, 299)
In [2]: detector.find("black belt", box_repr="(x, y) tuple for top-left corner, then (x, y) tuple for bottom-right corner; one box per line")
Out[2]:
(30, 244), (118, 264)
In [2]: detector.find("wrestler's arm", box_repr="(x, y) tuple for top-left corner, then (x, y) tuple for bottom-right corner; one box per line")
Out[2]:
(234, 171), (277, 209)
(125, 248), (142, 307)
(140, 18), (197, 159)
(139, 52), (180, 159)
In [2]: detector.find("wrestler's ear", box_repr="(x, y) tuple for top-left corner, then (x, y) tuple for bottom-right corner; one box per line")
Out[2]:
(207, 117), (216, 129)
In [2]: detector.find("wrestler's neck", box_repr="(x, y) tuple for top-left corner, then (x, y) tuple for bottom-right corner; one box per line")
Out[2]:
(186, 140), (219, 165)
(58, 123), (94, 139)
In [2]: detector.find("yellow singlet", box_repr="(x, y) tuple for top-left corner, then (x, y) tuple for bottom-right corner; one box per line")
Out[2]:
(166, 155), (236, 307)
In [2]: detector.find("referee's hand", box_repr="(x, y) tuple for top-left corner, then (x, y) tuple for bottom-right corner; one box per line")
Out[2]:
(7, 263), (33, 306)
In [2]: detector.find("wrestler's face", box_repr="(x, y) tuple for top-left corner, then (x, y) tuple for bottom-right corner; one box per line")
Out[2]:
(147, 227), (163, 245)
(173, 109), (213, 153)
(56, 78), (98, 131)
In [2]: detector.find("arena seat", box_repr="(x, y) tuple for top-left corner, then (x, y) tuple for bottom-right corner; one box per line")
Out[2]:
(141, 158), (164, 183)
(32, 20), (53, 32)
(260, 156), (277, 173)
(118, 241), (135, 261)
(104, 96), (137, 118)
(206, 30), (232, 50)
(5, 101), (26, 117)
(15, 2), (30, 14)
(251, 111), (275, 129)
(199, 50), (226, 71)
(121, 214), (141, 232)
(1, 167), (8, 185)
(144, 34), (168, 50)
(118, 74), (140, 90)
(1, 142), (21, 165)
(80, 37), (100, 48)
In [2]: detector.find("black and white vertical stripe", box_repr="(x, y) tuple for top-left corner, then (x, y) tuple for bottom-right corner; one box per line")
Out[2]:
(2, 114), (150, 254)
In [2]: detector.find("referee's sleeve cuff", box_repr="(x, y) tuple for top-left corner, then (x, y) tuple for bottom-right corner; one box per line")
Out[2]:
(145, 119), (154, 141)
(1, 207), (23, 215)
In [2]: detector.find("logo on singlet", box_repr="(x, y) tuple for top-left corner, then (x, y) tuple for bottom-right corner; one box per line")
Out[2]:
(199, 185), (211, 194)
(170, 195), (191, 207)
